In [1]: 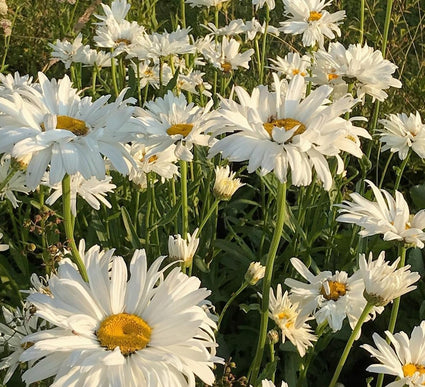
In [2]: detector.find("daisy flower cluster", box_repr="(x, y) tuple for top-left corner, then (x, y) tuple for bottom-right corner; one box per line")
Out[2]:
(0, 0), (423, 385)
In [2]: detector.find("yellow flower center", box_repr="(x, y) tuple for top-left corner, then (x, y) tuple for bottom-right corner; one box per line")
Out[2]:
(321, 280), (347, 301)
(115, 38), (132, 45)
(328, 73), (339, 81)
(221, 62), (232, 73)
(166, 123), (194, 136)
(292, 69), (307, 76)
(308, 11), (323, 22)
(403, 363), (425, 378)
(97, 313), (152, 356)
(263, 118), (306, 138)
(42, 115), (89, 136)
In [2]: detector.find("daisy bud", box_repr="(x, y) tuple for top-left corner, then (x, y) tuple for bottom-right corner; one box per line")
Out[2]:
(245, 261), (265, 285)
(267, 329), (280, 345)
(213, 165), (244, 201)
(168, 228), (199, 268)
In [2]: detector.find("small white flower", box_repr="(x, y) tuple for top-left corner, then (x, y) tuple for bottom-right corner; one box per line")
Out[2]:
(261, 380), (289, 387)
(252, 0), (275, 11)
(0, 155), (30, 208)
(337, 180), (425, 248)
(312, 42), (402, 102)
(0, 304), (42, 384)
(362, 321), (425, 386)
(202, 36), (254, 72)
(49, 33), (88, 69)
(133, 91), (213, 162)
(359, 251), (420, 307)
(285, 258), (370, 331)
(269, 52), (311, 79)
(213, 165), (244, 200)
(244, 262), (265, 285)
(168, 229), (199, 267)
(269, 284), (317, 357)
(379, 111), (425, 160)
(185, 0), (228, 8)
(43, 172), (116, 216)
(279, 0), (345, 48)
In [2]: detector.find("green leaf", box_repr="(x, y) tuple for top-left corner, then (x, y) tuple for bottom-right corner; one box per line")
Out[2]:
(121, 207), (142, 249)
(410, 183), (425, 209)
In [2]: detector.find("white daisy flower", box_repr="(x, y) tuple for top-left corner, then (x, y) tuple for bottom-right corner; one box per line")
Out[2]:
(359, 251), (420, 307)
(176, 70), (213, 97)
(0, 154), (30, 208)
(337, 180), (425, 248)
(49, 33), (88, 69)
(312, 42), (402, 102)
(208, 74), (365, 190)
(279, 0), (345, 48)
(80, 47), (114, 68)
(168, 228), (200, 268)
(20, 241), (221, 386)
(0, 304), (42, 384)
(285, 258), (371, 332)
(0, 72), (34, 96)
(94, 18), (146, 58)
(379, 111), (425, 160)
(133, 90), (213, 162)
(269, 52), (311, 79)
(261, 380), (289, 387)
(43, 172), (116, 216)
(125, 142), (179, 189)
(0, 73), (139, 189)
(362, 321), (425, 386)
(134, 27), (195, 60)
(269, 284), (317, 357)
(202, 19), (246, 38)
(202, 36), (254, 72)
(0, 232), (8, 251)
(213, 165), (244, 200)
(95, 0), (131, 24)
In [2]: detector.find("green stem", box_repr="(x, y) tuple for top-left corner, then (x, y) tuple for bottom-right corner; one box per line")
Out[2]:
(381, 0), (394, 58)
(393, 150), (410, 193)
(180, 0), (186, 28)
(62, 175), (88, 282)
(0, 5), (20, 72)
(328, 302), (374, 387)
(0, 166), (18, 193)
(217, 282), (248, 331)
(259, 4), (270, 84)
(180, 160), (189, 238)
(249, 182), (287, 384)
(359, 0), (365, 45)
(375, 244), (407, 387)
(110, 54), (119, 97)
(378, 152), (394, 188)
(196, 199), (220, 238)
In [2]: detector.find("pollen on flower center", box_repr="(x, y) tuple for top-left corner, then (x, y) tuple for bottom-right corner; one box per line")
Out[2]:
(115, 38), (132, 45)
(221, 62), (232, 73)
(263, 118), (306, 138)
(328, 73), (339, 81)
(166, 123), (194, 136)
(55, 115), (89, 136)
(308, 11), (323, 22)
(402, 363), (425, 377)
(321, 280), (347, 301)
(97, 313), (152, 355)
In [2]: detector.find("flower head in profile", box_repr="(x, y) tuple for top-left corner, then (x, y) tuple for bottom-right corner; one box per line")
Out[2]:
(312, 42), (402, 102)
(261, 380), (289, 387)
(379, 111), (425, 160)
(0, 73), (139, 189)
(20, 241), (220, 386)
(0, 304), (42, 384)
(185, 0), (228, 8)
(269, 52), (311, 79)
(245, 262), (265, 285)
(279, 0), (345, 48)
(269, 284), (316, 357)
(285, 258), (370, 331)
(43, 172), (116, 216)
(252, 0), (275, 11)
(49, 33), (88, 69)
(359, 251), (420, 307)
(337, 180), (425, 248)
(168, 229), (200, 268)
(134, 91), (212, 161)
(213, 165), (244, 201)
(362, 321), (425, 386)
(208, 74), (366, 191)
(0, 155), (30, 208)
(0, 232), (8, 252)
